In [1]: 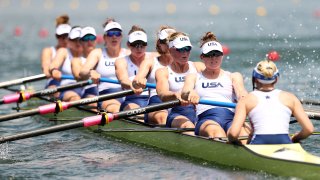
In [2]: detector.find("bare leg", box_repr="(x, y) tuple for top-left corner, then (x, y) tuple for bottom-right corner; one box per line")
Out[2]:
(147, 110), (168, 125)
(102, 99), (121, 113)
(62, 91), (81, 102)
(171, 115), (195, 135)
(199, 120), (226, 138)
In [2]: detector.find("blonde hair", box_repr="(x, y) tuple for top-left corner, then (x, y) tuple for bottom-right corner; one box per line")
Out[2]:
(156, 25), (176, 53)
(200, 32), (218, 47)
(56, 14), (69, 27)
(157, 25), (175, 39)
(102, 17), (116, 28)
(128, 25), (146, 35)
(256, 60), (278, 78)
(167, 32), (187, 42)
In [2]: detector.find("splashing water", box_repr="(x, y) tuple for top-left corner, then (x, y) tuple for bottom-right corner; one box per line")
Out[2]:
(0, 142), (9, 159)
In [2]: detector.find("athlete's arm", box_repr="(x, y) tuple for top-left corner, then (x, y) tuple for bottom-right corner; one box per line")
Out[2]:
(231, 72), (248, 101)
(41, 47), (53, 78)
(71, 57), (83, 81)
(115, 57), (131, 90)
(132, 57), (153, 89)
(79, 48), (101, 81)
(49, 48), (67, 80)
(181, 73), (198, 105)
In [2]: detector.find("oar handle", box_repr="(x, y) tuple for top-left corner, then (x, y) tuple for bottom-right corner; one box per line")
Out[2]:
(0, 92), (31, 104)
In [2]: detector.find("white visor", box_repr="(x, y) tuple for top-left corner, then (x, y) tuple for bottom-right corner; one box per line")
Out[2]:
(201, 41), (223, 54)
(56, 24), (71, 35)
(128, 31), (147, 43)
(68, 27), (82, 40)
(168, 35), (192, 49)
(80, 26), (96, 38)
(158, 28), (176, 40)
(104, 22), (122, 32)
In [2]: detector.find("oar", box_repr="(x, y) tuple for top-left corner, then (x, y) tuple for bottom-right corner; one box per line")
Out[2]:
(0, 100), (181, 143)
(62, 76), (320, 119)
(62, 75), (237, 108)
(0, 89), (135, 122)
(0, 80), (93, 105)
(95, 127), (194, 133)
(0, 74), (46, 89)
(301, 99), (320, 106)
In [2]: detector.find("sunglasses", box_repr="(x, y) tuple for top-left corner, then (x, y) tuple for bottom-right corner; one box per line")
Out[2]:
(81, 35), (96, 41)
(175, 46), (192, 53)
(159, 39), (167, 44)
(56, 34), (68, 39)
(106, 30), (122, 37)
(202, 50), (223, 58)
(130, 42), (147, 48)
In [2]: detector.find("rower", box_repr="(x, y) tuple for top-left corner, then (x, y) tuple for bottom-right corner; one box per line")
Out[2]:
(155, 32), (204, 134)
(181, 32), (249, 139)
(228, 60), (314, 144)
(132, 26), (176, 124)
(49, 26), (83, 102)
(79, 18), (130, 113)
(115, 25), (152, 112)
(41, 14), (71, 97)
(70, 26), (98, 106)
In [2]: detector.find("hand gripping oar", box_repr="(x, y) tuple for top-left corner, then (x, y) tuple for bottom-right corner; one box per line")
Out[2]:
(0, 74), (46, 89)
(62, 75), (237, 108)
(0, 89), (135, 122)
(62, 76), (320, 119)
(0, 80), (93, 105)
(0, 100), (181, 143)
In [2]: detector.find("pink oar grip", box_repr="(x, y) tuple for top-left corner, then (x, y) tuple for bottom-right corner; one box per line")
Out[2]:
(83, 114), (114, 127)
(3, 92), (31, 103)
(83, 115), (102, 127)
(38, 102), (70, 114)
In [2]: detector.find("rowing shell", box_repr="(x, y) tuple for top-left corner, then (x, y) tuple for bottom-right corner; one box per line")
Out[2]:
(27, 98), (320, 179)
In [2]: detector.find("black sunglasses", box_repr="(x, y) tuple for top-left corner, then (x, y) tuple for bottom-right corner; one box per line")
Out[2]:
(202, 50), (223, 58)
(175, 46), (192, 53)
(56, 34), (68, 39)
(159, 39), (167, 44)
(130, 42), (147, 48)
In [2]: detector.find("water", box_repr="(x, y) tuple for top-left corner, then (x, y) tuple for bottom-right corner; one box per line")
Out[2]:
(0, 0), (320, 179)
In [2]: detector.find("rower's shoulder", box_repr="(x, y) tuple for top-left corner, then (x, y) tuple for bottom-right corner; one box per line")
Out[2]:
(90, 48), (103, 55)
(56, 47), (68, 54)
(42, 46), (52, 53)
(192, 61), (205, 72)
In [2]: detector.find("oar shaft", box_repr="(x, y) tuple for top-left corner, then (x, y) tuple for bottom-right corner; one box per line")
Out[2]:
(0, 89), (134, 122)
(31, 80), (92, 97)
(67, 89), (134, 107)
(0, 74), (46, 88)
(115, 100), (181, 120)
(96, 127), (194, 132)
(305, 111), (320, 120)
(0, 80), (93, 105)
(0, 121), (84, 143)
(0, 109), (40, 122)
(301, 99), (320, 106)
(0, 100), (181, 143)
